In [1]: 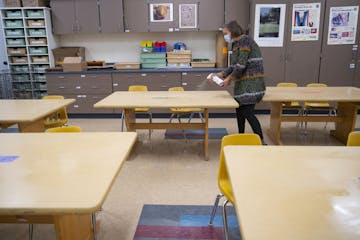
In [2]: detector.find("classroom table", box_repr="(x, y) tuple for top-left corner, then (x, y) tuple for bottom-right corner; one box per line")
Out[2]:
(0, 99), (75, 132)
(262, 86), (360, 145)
(94, 91), (239, 160)
(224, 145), (360, 240)
(0, 132), (137, 240)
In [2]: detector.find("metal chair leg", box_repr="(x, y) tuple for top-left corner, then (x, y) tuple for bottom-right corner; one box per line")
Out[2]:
(209, 194), (223, 226)
(121, 110), (125, 131)
(148, 112), (152, 140)
(199, 112), (204, 122)
(222, 199), (230, 240)
(169, 113), (175, 123)
(28, 224), (33, 240)
(92, 212), (97, 240)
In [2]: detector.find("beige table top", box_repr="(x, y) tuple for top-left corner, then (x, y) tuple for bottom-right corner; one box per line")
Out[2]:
(0, 99), (75, 123)
(0, 132), (137, 215)
(94, 91), (239, 109)
(263, 86), (360, 102)
(224, 145), (360, 240)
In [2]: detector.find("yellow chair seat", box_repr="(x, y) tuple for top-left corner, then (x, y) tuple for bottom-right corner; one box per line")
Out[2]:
(304, 102), (331, 108)
(282, 101), (301, 108)
(45, 126), (82, 133)
(42, 95), (69, 128)
(347, 131), (360, 146)
(218, 178), (234, 204)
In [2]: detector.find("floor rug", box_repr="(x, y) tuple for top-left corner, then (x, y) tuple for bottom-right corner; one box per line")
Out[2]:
(133, 204), (241, 240)
(164, 128), (228, 140)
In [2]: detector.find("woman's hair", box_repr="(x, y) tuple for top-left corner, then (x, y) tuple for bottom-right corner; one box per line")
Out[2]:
(224, 21), (244, 37)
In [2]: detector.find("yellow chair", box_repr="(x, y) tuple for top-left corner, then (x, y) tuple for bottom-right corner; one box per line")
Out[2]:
(121, 85), (152, 137)
(42, 95), (69, 128)
(276, 82), (302, 127)
(45, 125), (82, 133)
(168, 87), (204, 123)
(209, 133), (262, 240)
(303, 83), (336, 132)
(347, 131), (360, 146)
(43, 125), (98, 240)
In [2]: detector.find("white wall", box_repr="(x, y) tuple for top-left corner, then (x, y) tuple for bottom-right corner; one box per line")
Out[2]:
(59, 31), (217, 63)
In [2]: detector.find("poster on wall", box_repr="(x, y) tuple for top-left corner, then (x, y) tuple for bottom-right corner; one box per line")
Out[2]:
(254, 4), (286, 47)
(179, 4), (197, 28)
(291, 3), (321, 41)
(327, 6), (359, 45)
(150, 3), (173, 22)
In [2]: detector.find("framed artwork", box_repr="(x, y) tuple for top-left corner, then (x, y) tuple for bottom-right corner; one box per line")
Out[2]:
(291, 3), (321, 41)
(254, 4), (286, 47)
(179, 4), (197, 28)
(150, 3), (174, 22)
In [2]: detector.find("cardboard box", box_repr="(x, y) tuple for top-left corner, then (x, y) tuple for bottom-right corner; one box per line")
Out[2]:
(27, 19), (45, 27)
(62, 57), (87, 72)
(4, 0), (22, 7)
(114, 62), (140, 70)
(21, 0), (49, 7)
(52, 47), (85, 66)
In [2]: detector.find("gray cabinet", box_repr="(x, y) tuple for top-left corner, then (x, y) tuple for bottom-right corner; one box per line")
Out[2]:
(225, 0), (249, 31)
(319, 0), (360, 86)
(51, 0), (76, 34)
(99, 0), (124, 33)
(198, 0), (224, 31)
(51, 0), (99, 34)
(123, 0), (148, 32)
(46, 73), (113, 113)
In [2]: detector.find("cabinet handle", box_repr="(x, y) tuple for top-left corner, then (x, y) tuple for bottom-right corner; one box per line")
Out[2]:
(195, 74), (202, 77)
(182, 72), (187, 76)
(161, 85), (167, 88)
(113, 83), (119, 86)
(82, 95), (87, 98)
(74, 105), (79, 108)
(91, 86), (98, 89)
(90, 75), (97, 78)
(182, 82), (188, 86)
(59, 86), (65, 89)
(76, 86), (81, 89)
(141, 73), (147, 77)
(58, 76), (65, 79)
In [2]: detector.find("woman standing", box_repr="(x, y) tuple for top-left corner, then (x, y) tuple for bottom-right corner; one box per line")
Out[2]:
(210, 21), (266, 143)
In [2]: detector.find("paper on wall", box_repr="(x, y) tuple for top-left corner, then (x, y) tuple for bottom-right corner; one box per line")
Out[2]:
(291, 3), (321, 41)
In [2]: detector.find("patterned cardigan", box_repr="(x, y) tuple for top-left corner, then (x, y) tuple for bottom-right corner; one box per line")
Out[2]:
(221, 35), (266, 105)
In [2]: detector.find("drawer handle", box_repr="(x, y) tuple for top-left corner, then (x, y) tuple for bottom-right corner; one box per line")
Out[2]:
(182, 72), (187, 76)
(74, 105), (79, 108)
(81, 75), (86, 78)
(141, 73), (147, 77)
(182, 82), (188, 86)
(113, 83), (119, 86)
(58, 76), (65, 79)
(76, 86), (81, 89)
(59, 86), (65, 89)
(91, 86), (98, 89)
(161, 85), (167, 88)
(195, 74), (202, 77)
(90, 75), (97, 78)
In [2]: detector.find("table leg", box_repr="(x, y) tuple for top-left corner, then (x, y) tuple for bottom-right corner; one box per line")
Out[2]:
(54, 214), (93, 240)
(267, 102), (283, 145)
(124, 109), (136, 132)
(204, 108), (209, 161)
(331, 102), (358, 144)
(18, 119), (45, 132)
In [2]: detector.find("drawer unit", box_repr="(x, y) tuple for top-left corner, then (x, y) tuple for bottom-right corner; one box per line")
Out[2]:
(31, 56), (49, 63)
(11, 65), (29, 73)
(26, 9), (44, 18)
(28, 28), (46, 36)
(5, 19), (23, 28)
(12, 74), (30, 82)
(64, 94), (113, 114)
(6, 38), (26, 46)
(47, 73), (112, 97)
(5, 10), (22, 18)
(29, 37), (47, 45)
(5, 29), (24, 37)
(7, 47), (27, 55)
(27, 19), (45, 27)
(11, 56), (28, 63)
(29, 46), (48, 54)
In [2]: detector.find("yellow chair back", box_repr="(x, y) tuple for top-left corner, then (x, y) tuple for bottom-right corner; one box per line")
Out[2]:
(128, 85), (148, 92)
(276, 82), (298, 87)
(45, 126), (82, 133)
(276, 82), (300, 108)
(347, 131), (360, 146)
(218, 134), (262, 203)
(42, 95), (69, 128)
(168, 87), (184, 92)
(304, 83), (330, 107)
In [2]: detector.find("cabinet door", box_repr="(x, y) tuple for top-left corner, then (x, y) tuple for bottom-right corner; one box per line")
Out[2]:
(51, 0), (76, 34)
(81, 74), (112, 94)
(75, 0), (100, 33)
(124, 0), (148, 32)
(148, 0), (176, 32)
(144, 72), (180, 90)
(249, 0), (288, 85)
(225, 0), (249, 30)
(319, 0), (360, 86)
(99, 0), (124, 32)
(198, 0), (224, 31)
(284, 0), (325, 86)
(65, 94), (113, 114)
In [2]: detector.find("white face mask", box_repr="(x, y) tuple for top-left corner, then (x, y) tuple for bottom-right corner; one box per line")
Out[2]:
(224, 34), (231, 43)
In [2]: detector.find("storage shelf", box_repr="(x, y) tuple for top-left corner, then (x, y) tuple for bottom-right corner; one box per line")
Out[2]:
(6, 45), (26, 47)
(4, 26), (24, 29)
(25, 26), (46, 29)
(30, 62), (50, 65)
(5, 35), (25, 38)
(9, 63), (29, 65)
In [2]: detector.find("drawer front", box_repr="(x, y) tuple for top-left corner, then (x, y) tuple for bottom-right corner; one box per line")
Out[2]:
(142, 73), (180, 91)
(46, 74), (82, 94)
(112, 73), (150, 91)
(65, 94), (113, 114)
(81, 74), (112, 94)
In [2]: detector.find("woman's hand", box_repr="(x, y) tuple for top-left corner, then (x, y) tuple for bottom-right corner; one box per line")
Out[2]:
(206, 73), (215, 82)
(223, 77), (231, 87)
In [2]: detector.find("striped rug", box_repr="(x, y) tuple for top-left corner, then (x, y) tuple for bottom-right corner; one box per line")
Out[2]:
(133, 204), (241, 240)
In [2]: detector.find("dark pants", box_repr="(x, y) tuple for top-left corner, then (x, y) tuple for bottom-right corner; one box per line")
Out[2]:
(235, 103), (264, 140)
